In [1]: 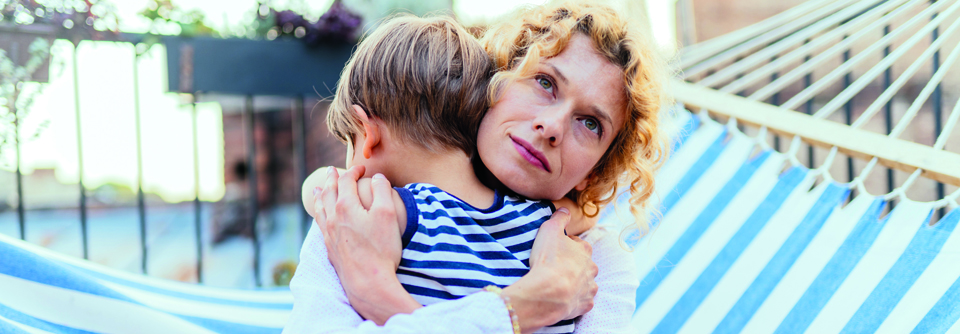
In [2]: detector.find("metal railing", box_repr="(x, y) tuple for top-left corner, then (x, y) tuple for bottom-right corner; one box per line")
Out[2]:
(7, 39), (331, 286)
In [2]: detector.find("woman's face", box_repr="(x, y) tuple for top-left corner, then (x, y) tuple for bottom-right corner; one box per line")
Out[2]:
(477, 33), (628, 200)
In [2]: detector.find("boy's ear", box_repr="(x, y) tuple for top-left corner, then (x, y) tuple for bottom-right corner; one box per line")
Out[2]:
(353, 105), (381, 159)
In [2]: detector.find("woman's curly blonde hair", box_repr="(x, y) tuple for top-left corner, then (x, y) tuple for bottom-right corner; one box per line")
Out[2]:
(480, 0), (672, 236)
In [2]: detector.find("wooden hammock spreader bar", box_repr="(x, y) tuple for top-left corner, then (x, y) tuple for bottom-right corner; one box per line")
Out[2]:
(672, 79), (960, 187)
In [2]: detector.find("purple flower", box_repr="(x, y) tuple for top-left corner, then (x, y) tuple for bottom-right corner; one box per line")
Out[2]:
(267, 1), (361, 44)
(274, 10), (307, 28)
(310, 1), (362, 43)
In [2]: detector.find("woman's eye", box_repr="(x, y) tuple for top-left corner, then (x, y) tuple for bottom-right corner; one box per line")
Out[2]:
(536, 77), (553, 92)
(581, 118), (601, 135)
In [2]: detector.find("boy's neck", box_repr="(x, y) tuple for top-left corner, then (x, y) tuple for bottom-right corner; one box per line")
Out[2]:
(378, 142), (494, 208)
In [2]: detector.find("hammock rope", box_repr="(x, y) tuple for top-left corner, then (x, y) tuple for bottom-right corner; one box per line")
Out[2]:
(679, 0), (960, 205)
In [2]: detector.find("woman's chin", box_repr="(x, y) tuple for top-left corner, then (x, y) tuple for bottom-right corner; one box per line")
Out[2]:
(500, 178), (564, 201)
(486, 159), (565, 200)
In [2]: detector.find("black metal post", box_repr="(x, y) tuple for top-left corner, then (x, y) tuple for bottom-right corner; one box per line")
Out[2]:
(843, 44), (855, 188)
(14, 101), (24, 240)
(770, 55), (780, 152)
(804, 50), (815, 169)
(9, 42), (26, 240)
(72, 43), (89, 259)
(931, 11), (945, 219)
(244, 95), (262, 286)
(882, 26), (894, 188)
(190, 95), (203, 283)
(735, 56), (746, 98)
(293, 95), (309, 237)
(132, 50), (149, 274)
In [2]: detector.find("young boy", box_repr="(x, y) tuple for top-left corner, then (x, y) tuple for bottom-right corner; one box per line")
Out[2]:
(288, 15), (585, 333)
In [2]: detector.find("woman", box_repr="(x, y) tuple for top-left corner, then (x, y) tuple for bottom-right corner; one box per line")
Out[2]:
(295, 1), (669, 333)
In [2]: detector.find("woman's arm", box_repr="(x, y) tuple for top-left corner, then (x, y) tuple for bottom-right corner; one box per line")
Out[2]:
(312, 167), (600, 333)
(573, 226), (640, 333)
(284, 223), (517, 334)
(312, 167), (417, 324)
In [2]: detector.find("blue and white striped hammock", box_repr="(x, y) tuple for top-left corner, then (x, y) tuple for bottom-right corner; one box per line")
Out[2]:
(0, 233), (292, 333)
(620, 110), (960, 333)
(3, 106), (958, 333)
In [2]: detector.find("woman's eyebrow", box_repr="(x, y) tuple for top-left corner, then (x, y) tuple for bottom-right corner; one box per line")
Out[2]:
(547, 63), (614, 128)
(590, 105), (613, 127)
(547, 64), (568, 84)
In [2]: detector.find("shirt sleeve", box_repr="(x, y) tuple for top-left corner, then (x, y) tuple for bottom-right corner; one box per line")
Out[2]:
(573, 226), (640, 334)
(284, 222), (516, 334)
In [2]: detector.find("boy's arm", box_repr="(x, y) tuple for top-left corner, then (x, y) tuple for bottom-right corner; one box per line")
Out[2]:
(552, 197), (599, 236)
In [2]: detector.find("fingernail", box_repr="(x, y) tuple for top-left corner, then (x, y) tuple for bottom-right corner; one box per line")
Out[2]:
(557, 207), (570, 215)
(373, 173), (385, 179)
(327, 167), (335, 175)
(313, 187), (320, 196)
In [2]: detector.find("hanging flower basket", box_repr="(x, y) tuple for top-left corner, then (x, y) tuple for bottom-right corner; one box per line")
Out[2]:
(162, 36), (354, 96)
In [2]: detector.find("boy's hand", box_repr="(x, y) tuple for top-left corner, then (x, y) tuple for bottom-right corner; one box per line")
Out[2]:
(314, 166), (421, 324)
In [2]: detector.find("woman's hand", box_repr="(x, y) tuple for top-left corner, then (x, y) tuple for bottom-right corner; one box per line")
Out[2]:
(503, 208), (600, 333)
(314, 166), (422, 325)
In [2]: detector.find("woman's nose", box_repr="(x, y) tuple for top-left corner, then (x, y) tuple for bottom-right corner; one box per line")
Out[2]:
(533, 108), (568, 146)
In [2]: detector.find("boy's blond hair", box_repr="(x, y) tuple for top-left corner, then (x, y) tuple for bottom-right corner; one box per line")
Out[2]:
(481, 1), (673, 235)
(327, 15), (493, 155)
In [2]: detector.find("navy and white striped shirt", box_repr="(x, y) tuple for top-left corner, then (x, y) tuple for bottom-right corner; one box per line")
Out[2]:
(395, 183), (576, 333)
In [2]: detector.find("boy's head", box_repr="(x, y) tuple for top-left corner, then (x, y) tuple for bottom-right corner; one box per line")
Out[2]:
(327, 15), (493, 159)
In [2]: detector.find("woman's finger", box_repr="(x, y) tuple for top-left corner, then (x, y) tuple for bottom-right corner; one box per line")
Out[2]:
(320, 167), (340, 219)
(336, 165), (365, 212)
(539, 207), (570, 237)
(313, 187), (328, 230)
(369, 173), (396, 223)
(568, 235), (593, 254)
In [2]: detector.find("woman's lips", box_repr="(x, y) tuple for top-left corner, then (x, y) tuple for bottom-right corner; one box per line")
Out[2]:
(510, 136), (551, 172)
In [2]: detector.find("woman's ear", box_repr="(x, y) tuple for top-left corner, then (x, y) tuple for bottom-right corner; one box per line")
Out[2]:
(353, 105), (381, 159)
